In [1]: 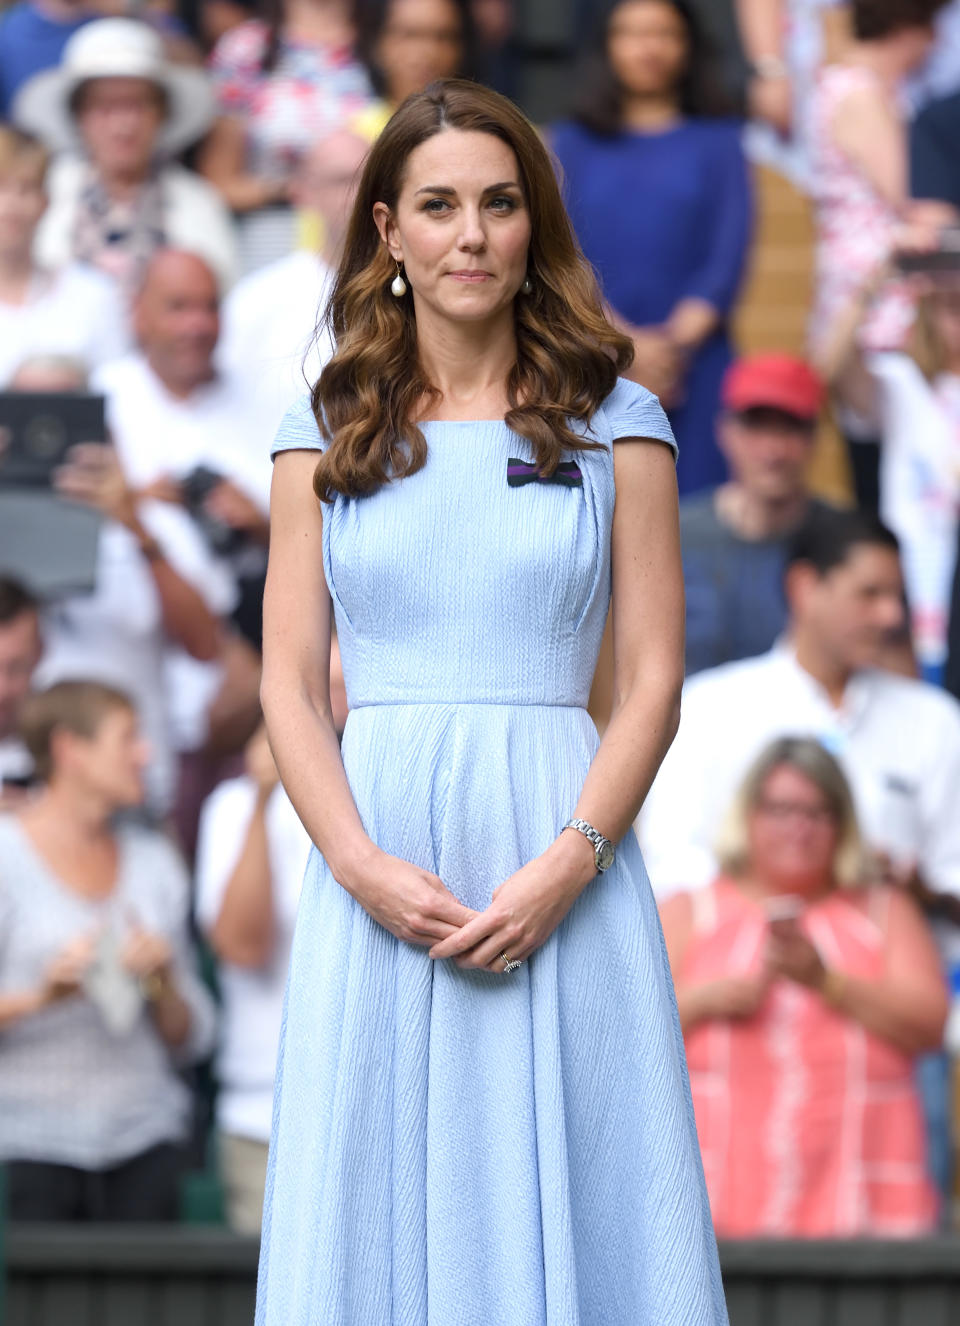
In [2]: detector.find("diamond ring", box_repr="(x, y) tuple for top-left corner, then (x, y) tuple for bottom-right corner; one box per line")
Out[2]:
(499, 950), (523, 974)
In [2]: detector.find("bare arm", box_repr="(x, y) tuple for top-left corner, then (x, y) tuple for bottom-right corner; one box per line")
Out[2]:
(831, 79), (907, 208)
(431, 440), (687, 970)
(261, 452), (475, 945)
(821, 890), (948, 1055)
(208, 785), (277, 968)
(198, 117), (288, 213)
(735, 0), (784, 64)
(659, 888), (771, 1032)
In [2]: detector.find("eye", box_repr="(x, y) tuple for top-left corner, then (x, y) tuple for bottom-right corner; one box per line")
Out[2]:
(489, 195), (518, 212)
(423, 197), (452, 213)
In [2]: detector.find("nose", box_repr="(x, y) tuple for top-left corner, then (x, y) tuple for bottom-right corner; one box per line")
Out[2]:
(456, 206), (486, 252)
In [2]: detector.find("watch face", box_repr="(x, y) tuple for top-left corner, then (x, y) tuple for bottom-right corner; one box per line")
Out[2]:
(597, 839), (615, 872)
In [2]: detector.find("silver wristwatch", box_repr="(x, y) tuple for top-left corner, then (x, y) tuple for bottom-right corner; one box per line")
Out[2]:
(563, 818), (615, 873)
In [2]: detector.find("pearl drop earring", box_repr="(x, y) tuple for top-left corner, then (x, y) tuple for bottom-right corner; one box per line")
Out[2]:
(390, 262), (407, 297)
(520, 275), (533, 295)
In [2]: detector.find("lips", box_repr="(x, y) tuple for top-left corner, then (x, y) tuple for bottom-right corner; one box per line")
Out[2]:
(447, 271), (492, 282)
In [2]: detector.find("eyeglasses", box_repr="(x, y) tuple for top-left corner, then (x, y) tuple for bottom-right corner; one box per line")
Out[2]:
(754, 798), (836, 826)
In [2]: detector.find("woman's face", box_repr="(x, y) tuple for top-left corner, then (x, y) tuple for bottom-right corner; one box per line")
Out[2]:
(744, 764), (840, 895)
(58, 706), (149, 808)
(376, 0), (464, 105)
(375, 127), (531, 329)
(75, 76), (165, 180)
(607, 0), (689, 101)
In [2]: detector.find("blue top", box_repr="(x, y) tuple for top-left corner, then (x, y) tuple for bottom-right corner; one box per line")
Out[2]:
(550, 117), (752, 496)
(271, 377), (677, 709)
(0, 2), (92, 117)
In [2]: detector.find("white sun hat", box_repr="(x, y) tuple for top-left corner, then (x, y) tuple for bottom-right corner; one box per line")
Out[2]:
(12, 18), (216, 156)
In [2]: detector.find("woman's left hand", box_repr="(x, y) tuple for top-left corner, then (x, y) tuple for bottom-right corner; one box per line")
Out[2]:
(428, 835), (596, 973)
(121, 929), (174, 983)
(764, 918), (826, 990)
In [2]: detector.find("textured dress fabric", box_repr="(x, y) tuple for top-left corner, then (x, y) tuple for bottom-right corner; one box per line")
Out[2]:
(254, 378), (728, 1326)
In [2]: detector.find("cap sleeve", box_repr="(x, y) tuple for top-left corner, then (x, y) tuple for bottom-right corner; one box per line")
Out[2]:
(271, 394), (326, 460)
(600, 377), (678, 462)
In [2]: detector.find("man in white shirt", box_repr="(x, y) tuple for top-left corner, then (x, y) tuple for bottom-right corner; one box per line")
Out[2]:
(93, 248), (272, 840)
(94, 248), (270, 517)
(640, 507), (960, 959)
(0, 577), (42, 799)
(218, 128), (370, 440)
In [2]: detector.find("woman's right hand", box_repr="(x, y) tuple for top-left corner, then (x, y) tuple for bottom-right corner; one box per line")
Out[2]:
(340, 847), (477, 947)
(39, 934), (97, 1006)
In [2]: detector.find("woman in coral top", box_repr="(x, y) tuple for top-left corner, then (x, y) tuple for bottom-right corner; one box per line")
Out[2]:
(659, 735), (948, 1237)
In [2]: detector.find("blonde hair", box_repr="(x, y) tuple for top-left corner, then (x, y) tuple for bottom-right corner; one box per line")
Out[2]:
(714, 736), (865, 888)
(19, 680), (135, 783)
(0, 125), (49, 186)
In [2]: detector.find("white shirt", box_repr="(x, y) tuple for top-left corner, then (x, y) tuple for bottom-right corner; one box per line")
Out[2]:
(871, 352), (960, 672)
(92, 353), (269, 755)
(195, 776), (311, 1142)
(0, 264), (129, 386)
(33, 501), (235, 814)
(218, 249), (335, 442)
(92, 352), (272, 511)
(638, 643), (960, 956)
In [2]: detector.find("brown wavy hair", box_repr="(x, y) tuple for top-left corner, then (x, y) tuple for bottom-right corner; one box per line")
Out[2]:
(310, 78), (634, 502)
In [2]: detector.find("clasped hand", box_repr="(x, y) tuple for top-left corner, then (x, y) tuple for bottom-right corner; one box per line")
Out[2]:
(345, 838), (594, 974)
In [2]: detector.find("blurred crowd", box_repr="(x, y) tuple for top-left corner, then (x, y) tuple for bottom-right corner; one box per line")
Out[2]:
(2, 0), (960, 1245)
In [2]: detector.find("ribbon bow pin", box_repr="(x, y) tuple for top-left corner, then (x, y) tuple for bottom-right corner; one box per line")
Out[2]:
(506, 458), (583, 488)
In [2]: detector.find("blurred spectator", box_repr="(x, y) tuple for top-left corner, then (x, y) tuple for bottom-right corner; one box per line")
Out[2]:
(682, 353), (831, 675)
(468, 0), (518, 98)
(0, 680), (216, 1221)
(868, 279), (960, 680)
(7, 355), (234, 819)
(0, 0), (93, 119)
(0, 578), (42, 799)
(201, 0), (374, 273)
(95, 248), (270, 513)
(736, 0), (847, 187)
(640, 507), (960, 956)
(911, 87), (960, 204)
(807, 0), (954, 482)
(219, 127), (367, 437)
(353, 0), (472, 137)
(194, 724), (311, 1233)
(551, 0), (752, 495)
(659, 736), (946, 1237)
(14, 19), (237, 299)
(92, 247), (271, 848)
(0, 125), (128, 387)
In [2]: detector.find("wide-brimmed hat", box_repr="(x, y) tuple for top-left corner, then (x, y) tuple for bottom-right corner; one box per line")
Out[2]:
(13, 19), (216, 156)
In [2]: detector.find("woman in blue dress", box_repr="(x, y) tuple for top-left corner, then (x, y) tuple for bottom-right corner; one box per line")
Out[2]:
(551, 0), (752, 496)
(255, 78), (727, 1324)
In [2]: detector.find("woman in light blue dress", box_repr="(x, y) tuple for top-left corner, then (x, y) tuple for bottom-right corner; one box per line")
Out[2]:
(256, 79), (727, 1324)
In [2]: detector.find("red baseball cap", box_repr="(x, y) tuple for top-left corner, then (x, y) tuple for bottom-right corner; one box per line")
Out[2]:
(722, 354), (824, 422)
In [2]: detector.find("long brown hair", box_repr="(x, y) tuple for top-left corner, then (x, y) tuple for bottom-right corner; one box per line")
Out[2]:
(311, 78), (634, 502)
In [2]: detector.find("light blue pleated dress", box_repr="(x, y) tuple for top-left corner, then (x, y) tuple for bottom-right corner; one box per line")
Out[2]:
(254, 378), (728, 1326)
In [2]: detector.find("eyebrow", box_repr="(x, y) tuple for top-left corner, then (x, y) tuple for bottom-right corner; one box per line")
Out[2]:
(414, 181), (522, 196)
